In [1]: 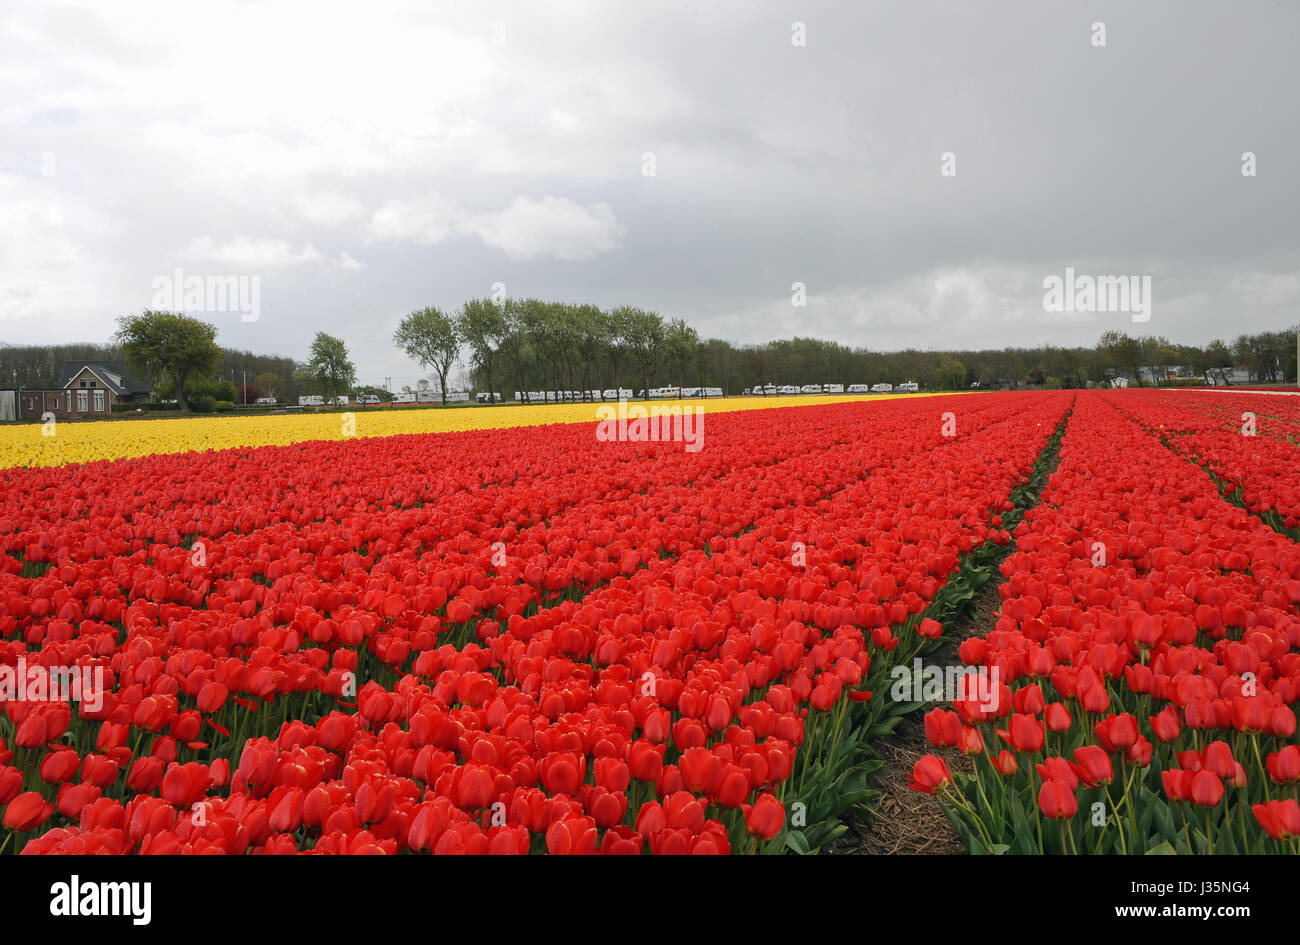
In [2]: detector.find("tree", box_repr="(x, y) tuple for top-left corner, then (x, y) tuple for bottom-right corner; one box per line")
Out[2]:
(697, 338), (736, 393)
(499, 300), (534, 402)
(457, 298), (508, 402)
(616, 307), (666, 397)
(935, 356), (966, 390)
(394, 307), (460, 399)
(517, 299), (570, 396)
(115, 310), (220, 413)
(662, 318), (699, 394)
(253, 371), (283, 402)
(571, 304), (610, 399)
(605, 307), (631, 395)
(303, 332), (356, 405)
(1097, 331), (1145, 387)
(1147, 336), (1178, 386)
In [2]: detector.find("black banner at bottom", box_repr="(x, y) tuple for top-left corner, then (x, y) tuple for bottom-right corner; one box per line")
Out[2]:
(2, 853), (1281, 936)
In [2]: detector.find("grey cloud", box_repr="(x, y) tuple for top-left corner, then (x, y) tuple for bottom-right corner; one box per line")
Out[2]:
(0, 0), (1296, 382)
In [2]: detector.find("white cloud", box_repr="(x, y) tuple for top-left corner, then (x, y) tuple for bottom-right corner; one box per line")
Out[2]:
(367, 195), (464, 246)
(367, 194), (625, 260)
(548, 109), (579, 132)
(293, 193), (365, 227)
(0, 174), (121, 326)
(176, 236), (324, 269)
(464, 196), (625, 260)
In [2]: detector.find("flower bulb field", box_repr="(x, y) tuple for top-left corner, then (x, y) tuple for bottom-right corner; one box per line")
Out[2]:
(1, 388), (1298, 857)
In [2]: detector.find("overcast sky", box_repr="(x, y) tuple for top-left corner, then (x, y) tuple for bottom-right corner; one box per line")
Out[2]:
(2, 0), (1297, 384)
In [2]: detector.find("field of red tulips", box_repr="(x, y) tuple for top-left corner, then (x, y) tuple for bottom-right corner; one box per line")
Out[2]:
(916, 389), (1300, 854)
(2, 387), (1297, 855)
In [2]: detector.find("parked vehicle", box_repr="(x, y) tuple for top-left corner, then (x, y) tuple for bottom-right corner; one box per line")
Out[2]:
(846, 384), (870, 393)
(870, 383), (893, 393)
(823, 383), (845, 394)
(897, 382), (919, 393)
(800, 384), (823, 394)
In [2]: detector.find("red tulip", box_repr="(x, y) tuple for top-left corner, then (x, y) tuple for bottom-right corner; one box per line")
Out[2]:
(743, 793), (785, 840)
(907, 755), (952, 795)
(1189, 770), (1224, 807)
(1267, 745), (1300, 784)
(1000, 713), (1044, 754)
(1071, 746), (1113, 788)
(1038, 780), (1077, 820)
(3, 791), (54, 832)
(992, 749), (1018, 776)
(1044, 702), (1072, 733)
(546, 814), (599, 854)
(1252, 799), (1300, 840)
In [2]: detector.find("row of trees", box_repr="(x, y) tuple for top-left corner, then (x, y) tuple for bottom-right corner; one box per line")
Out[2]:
(392, 300), (700, 402)
(387, 302), (1299, 396)
(3, 312), (1294, 414)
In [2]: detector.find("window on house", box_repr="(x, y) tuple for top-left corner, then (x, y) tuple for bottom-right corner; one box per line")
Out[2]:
(93, 390), (105, 412)
(89, 380), (96, 387)
(80, 380), (87, 387)
(77, 390), (88, 412)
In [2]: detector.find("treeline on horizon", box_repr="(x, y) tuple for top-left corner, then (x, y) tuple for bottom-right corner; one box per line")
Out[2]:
(2, 303), (1296, 401)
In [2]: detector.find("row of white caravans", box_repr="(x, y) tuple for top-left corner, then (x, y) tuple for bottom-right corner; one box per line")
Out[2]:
(511, 388), (724, 402)
(299, 382), (919, 407)
(746, 382), (920, 395)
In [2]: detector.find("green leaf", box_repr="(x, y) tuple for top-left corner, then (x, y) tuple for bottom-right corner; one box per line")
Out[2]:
(784, 830), (811, 855)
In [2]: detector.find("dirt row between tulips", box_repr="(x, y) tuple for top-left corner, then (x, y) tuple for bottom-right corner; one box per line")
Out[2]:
(825, 407), (1073, 855)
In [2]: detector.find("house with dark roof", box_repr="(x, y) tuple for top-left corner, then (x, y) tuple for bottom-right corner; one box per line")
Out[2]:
(7, 360), (153, 421)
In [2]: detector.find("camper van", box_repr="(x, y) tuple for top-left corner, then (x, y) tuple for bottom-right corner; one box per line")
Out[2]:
(846, 384), (869, 394)
(896, 382), (919, 393)
(298, 395), (324, 407)
(800, 384), (823, 394)
(823, 383), (844, 394)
